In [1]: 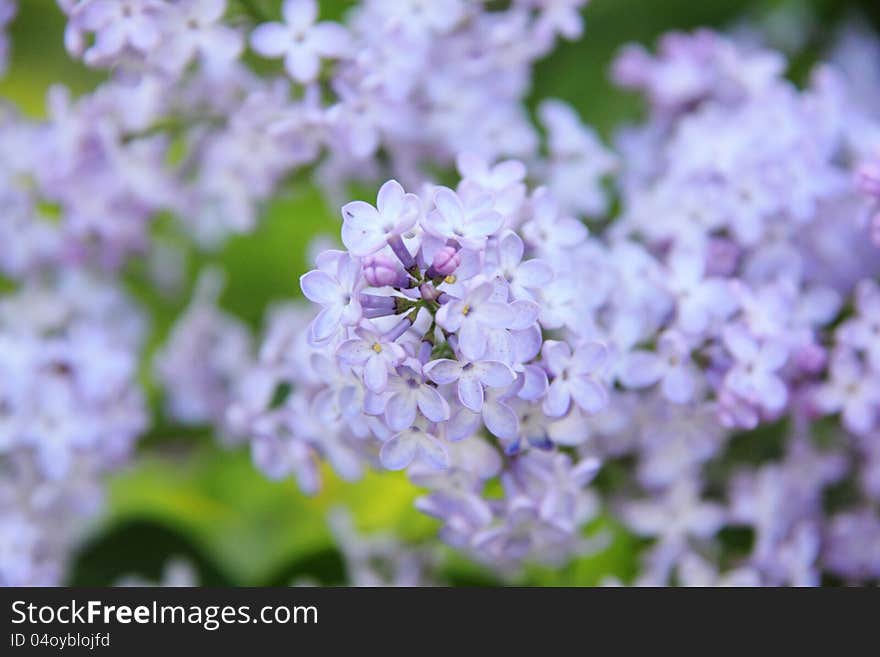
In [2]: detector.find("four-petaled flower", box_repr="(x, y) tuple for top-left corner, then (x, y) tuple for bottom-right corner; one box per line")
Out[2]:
(380, 419), (448, 471)
(250, 0), (349, 82)
(542, 340), (608, 417)
(299, 252), (363, 343)
(336, 326), (406, 393)
(436, 282), (515, 360)
(424, 358), (515, 412)
(340, 179), (420, 257)
(424, 187), (503, 250)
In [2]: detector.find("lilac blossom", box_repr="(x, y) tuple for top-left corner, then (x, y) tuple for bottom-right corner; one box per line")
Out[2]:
(340, 179), (420, 257)
(425, 358), (515, 413)
(250, 0), (349, 83)
(541, 341), (608, 417)
(619, 331), (699, 404)
(337, 325), (407, 393)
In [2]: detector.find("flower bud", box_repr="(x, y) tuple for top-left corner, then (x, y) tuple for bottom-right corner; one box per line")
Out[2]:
(364, 254), (405, 288)
(430, 246), (461, 277)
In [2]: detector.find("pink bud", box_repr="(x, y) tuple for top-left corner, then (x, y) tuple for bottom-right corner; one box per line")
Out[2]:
(431, 246), (461, 277)
(364, 254), (403, 287)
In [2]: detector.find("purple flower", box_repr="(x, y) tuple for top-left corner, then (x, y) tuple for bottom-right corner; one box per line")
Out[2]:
(813, 348), (880, 436)
(250, 0), (349, 83)
(424, 187), (503, 250)
(665, 249), (737, 335)
(375, 363), (450, 432)
(542, 340), (609, 417)
(435, 282), (516, 360)
(340, 179), (420, 257)
(337, 326), (406, 393)
(380, 420), (448, 471)
(73, 0), (167, 65)
(157, 0), (243, 75)
(722, 326), (789, 414)
(299, 252), (363, 343)
(618, 331), (698, 404)
(491, 232), (554, 301)
(424, 358), (514, 413)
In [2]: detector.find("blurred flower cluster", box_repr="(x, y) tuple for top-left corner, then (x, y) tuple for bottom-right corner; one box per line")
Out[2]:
(1, 1), (878, 586)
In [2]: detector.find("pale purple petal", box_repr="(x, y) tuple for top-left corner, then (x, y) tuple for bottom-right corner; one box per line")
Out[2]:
(572, 341), (607, 374)
(385, 391), (417, 432)
(336, 339), (372, 364)
(619, 351), (664, 389)
(542, 340), (571, 375)
(467, 210), (504, 238)
(300, 270), (339, 305)
(662, 366), (696, 404)
(570, 377), (607, 414)
(377, 179), (405, 219)
(516, 260), (553, 288)
(476, 361), (515, 388)
(416, 387), (450, 423)
(363, 355), (389, 392)
(285, 46), (320, 82)
(311, 22), (349, 57)
(250, 22), (289, 57)
(543, 379), (571, 417)
(482, 401), (518, 439)
(311, 305), (343, 341)
(418, 435), (449, 470)
(499, 232), (524, 269)
(458, 321), (488, 360)
(458, 375), (485, 412)
(424, 359), (461, 384)
(282, 0), (317, 30)
(380, 433), (417, 470)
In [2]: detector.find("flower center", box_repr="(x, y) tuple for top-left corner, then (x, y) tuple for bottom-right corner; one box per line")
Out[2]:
(461, 304), (471, 316)
(372, 342), (383, 353)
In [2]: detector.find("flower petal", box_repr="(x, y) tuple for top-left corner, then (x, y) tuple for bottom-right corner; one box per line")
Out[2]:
(482, 401), (518, 440)
(416, 386), (450, 423)
(424, 358), (461, 385)
(458, 375), (484, 412)
(543, 379), (571, 417)
(282, 0), (317, 29)
(380, 433), (417, 470)
(250, 22), (289, 57)
(300, 270), (339, 305)
(570, 376), (608, 414)
(385, 391), (417, 432)
(363, 355), (389, 393)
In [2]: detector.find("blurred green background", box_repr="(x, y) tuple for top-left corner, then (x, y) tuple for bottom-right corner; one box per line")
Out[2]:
(2, 0), (877, 586)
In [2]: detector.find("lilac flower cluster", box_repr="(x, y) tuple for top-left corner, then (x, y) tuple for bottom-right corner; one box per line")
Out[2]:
(226, 168), (610, 567)
(0, 273), (146, 585)
(602, 29), (880, 586)
(24, 0), (596, 260)
(234, 27), (880, 582)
